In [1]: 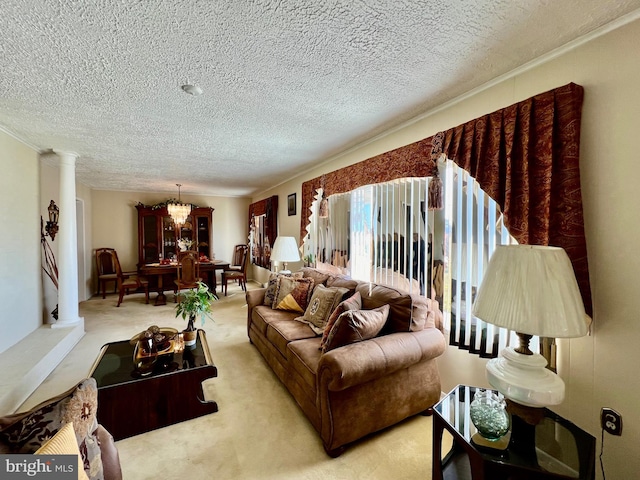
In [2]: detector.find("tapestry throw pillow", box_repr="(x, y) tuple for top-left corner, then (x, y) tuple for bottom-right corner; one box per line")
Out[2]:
(295, 285), (349, 334)
(273, 276), (314, 313)
(263, 271), (303, 307)
(35, 422), (90, 480)
(320, 291), (362, 349)
(0, 378), (103, 480)
(323, 304), (390, 352)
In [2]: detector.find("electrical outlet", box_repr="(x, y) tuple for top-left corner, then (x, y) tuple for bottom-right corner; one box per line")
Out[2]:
(601, 408), (622, 436)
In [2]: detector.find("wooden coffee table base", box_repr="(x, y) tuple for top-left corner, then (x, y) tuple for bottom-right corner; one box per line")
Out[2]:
(97, 365), (218, 441)
(90, 330), (218, 441)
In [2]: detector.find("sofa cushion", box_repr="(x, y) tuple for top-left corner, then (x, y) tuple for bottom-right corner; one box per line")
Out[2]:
(264, 272), (303, 307)
(251, 305), (299, 336)
(356, 283), (428, 333)
(320, 291), (362, 350)
(287, 337), (323, 393)
(273, 276), (314, 313)
(35, 422), (90, 480)
(0, 378), (103, 480)
(323, 304), (390, 352)
(267, 319), (317, 358)
(295, 285), (349, 335)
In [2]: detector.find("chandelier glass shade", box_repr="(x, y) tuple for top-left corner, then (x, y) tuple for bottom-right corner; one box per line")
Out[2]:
(168, 184), (191, 226)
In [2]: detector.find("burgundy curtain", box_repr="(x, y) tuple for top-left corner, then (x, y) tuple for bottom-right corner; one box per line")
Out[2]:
(249, 195), (278, 250)
(431, 82), (591, 315)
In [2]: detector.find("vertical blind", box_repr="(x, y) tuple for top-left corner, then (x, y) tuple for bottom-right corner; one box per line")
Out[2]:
(308, 178), (432, 296)
(441, 159), (538, 357)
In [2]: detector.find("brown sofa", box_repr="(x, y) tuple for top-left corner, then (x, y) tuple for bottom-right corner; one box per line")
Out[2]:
(246, 268), (447, 456)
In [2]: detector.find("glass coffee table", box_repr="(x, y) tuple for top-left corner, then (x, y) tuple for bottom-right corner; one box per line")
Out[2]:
(89, 329), (218, 440)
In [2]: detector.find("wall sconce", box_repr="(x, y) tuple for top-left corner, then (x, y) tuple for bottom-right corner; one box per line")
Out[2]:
(45, 200), (59, 240)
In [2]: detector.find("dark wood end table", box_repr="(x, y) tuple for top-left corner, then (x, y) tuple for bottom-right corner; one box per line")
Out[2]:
(433, 385), (595, 480)
(89, 329), (218, 440)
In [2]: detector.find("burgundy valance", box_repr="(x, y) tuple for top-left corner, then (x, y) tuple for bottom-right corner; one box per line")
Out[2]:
(300, 138), (433, 241)
(300, 82), (591, 315)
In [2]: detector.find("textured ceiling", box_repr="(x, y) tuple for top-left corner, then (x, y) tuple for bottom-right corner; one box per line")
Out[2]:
(2, 1), (640, 197)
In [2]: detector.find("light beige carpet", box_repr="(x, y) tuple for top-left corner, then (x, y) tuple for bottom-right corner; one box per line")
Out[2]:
(22, 283), (450, 480)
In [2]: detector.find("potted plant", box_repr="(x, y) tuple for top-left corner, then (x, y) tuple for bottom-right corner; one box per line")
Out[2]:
(175, 281), (217, 346)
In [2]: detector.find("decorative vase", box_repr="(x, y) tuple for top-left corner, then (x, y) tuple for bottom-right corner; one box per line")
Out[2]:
(132, 336), (157, 376)
(469, 389), (510, 440)
(182, 330), (197, 347)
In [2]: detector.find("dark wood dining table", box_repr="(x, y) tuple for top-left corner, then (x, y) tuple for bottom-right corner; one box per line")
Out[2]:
(139, 259), (230, 306)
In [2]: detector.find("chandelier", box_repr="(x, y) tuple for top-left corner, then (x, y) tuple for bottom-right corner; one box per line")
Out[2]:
(167, 184), (191, 226)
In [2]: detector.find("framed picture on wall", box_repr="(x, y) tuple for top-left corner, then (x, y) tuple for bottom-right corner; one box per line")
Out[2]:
(288, 193), (296, 216)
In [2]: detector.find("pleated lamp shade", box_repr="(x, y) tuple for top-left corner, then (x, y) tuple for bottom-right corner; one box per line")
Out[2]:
(472, 245), (590, 338)
(271, 236), (300, 272)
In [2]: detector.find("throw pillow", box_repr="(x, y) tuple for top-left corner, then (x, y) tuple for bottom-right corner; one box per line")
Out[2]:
(295, 285), (349, 334)
(0, 378), (103, 480)
(263, 271), (303, 307)
(320, 291), (362, 349)
(300, 267), (332, 288)
(323, 304), (390, 352)
(273, 276), (314, 313)
(35, 422), (90, 480)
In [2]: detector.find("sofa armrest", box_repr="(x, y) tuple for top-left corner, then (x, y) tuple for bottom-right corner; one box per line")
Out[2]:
(246, 288), (267, 327)
(318, 327), (446, 392)
(246, 288), (266, 310)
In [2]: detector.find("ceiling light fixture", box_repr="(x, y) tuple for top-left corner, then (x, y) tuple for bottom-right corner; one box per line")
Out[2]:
(181, 84), (203, 96)
(167, 184), (191, 226)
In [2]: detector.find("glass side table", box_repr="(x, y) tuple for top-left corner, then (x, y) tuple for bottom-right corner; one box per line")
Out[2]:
(432, 385), (595, 480)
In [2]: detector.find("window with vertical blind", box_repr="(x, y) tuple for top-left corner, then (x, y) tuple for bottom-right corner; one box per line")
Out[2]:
(305, 177), (435, 298)
(303, 162), (540, 360)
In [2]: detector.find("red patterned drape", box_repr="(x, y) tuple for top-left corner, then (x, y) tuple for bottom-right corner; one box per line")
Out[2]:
(430, 82), (591, 315)
(300, 82), (591, 315)
(249, 195), (278, 250)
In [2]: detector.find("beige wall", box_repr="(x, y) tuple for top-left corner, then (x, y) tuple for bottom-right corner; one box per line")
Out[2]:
(91, 190), (251, 290)
(0, 130), (40, 354)
(252, 19), (640, 478)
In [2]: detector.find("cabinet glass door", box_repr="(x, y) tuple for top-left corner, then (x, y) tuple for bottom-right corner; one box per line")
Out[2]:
(162, 216), (177, 260)
(179, 215), (194, 248)
(196, 215), (210, 257)
(142, 215), (160, 263)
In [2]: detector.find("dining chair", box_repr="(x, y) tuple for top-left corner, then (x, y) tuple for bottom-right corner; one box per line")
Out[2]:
(95, 247), (135, 299)
(108, 249), (149, 307)
(222, 245), (248, 296)
(228, 244), (248, 272)
(174, 250), (202, 302)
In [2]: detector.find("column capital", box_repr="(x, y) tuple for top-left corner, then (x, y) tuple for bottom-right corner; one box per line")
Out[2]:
(52, 150), (79, 164)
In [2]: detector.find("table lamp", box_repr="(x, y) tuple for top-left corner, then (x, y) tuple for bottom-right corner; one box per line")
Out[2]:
(472, 245), (590, 424)
(271, 236), (300, 274)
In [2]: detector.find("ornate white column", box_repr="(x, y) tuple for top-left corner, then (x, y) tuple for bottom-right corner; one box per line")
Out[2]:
(52, 150), (84, 328)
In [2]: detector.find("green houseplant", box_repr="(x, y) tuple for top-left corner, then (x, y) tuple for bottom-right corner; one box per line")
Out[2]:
(175, 281), (218, 345)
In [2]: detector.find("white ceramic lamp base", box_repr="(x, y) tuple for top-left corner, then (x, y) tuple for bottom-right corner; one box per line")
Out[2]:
(486, 347), (565, 408)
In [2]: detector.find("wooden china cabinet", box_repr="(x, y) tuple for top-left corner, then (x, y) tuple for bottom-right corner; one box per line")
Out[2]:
(136, 204), (214, 267)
